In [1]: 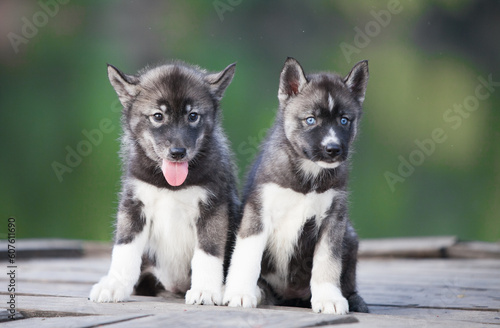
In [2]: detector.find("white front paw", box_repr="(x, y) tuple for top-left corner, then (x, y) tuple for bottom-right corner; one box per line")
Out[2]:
(310, 282), (349, 314)
(224, 294), (258, 308)
(185, 288), (222, 305)
(223, 286), (261, 308)
(89, 275), (133, 303)
(311, 295), (349, 314)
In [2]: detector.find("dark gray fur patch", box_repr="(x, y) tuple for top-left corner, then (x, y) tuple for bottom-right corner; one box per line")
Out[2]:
(196, 200), (229, 258)
(115, 189), (145, 245)
(237, 193), (263, 238)
(260, 249), (276, 276)
(286, 217), (318, 288)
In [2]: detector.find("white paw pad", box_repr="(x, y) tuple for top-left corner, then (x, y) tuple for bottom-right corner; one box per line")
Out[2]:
(311, 296), (349, 314)
(224, 294), (258, 308)
(311, 283), (349, 314)
(89, 275), (132, 303)
(223, 287), (261, 308)
(185, 289), (222, 306)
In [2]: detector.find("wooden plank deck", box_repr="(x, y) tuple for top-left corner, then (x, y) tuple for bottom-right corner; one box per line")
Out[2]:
(1, 237), (499, 327)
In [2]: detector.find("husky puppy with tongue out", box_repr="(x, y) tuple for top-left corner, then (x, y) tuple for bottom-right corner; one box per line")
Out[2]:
(89, 61), (239, 305)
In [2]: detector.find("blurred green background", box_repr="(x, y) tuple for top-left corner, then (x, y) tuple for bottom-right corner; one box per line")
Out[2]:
(1, 0), (498, 242)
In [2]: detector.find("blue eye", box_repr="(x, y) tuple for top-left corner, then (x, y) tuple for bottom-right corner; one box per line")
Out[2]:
(340, 117), (349, 125)
(188, 112), (199, 122)
(306, 117), (316, 126)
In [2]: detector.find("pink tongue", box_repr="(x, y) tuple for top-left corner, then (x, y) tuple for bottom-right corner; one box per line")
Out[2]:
(161, 159), (189, 186)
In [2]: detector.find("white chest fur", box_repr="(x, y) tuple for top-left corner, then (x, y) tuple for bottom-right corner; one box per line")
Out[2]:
(132, 179), (209, 291)
(261, 183), (338, 280)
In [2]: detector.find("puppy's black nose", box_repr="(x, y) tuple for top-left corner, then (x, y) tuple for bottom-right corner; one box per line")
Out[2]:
(325, 143), (342, 157)
(170, 147), (187, 160)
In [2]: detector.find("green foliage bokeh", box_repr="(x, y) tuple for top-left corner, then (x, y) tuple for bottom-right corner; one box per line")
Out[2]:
(1, 0), (498, 241)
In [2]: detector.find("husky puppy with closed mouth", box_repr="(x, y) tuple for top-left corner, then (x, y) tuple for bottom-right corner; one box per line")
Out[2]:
(223, 58), (369, 314)
(89, 61), (239, 306)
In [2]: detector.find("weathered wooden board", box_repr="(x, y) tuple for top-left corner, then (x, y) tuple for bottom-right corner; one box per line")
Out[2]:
(1, 314), (152, 328)
(82, 241), (113, 258)
(1, 313), (496, 328)
(7, 295), (358, 327)
(0, 240), (84, 259)
(8, 256), (499, 286)
(358, 236), (458, 258)
(10, 295), (499, 328)
(358, 258), (500, 290)
(359, 283), (500, 311)
(370, 306), (500, 325)
(0, 258), (109, 284)
(2, 238), (500, 327)
(3, 281), (92, 298)
(351, 312), (499, 328)
(8, 277), (498, 312)
(4, 237), (499, 261)
(3, 257), (499, 310)
(3, 301), (497, 328)
(90, 307), (359, 328)
(448, 241), (500, 259)
(359, 236), (500, 259)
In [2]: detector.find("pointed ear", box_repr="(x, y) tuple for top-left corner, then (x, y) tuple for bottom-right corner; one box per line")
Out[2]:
(344, 60), (369, 104)
(205, 63), (236, 101)
(107, 64), (139, 106)
(278, 57), (308, 102)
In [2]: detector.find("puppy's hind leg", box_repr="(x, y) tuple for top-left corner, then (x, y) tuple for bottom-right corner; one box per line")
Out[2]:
(341, 223), (369, 313)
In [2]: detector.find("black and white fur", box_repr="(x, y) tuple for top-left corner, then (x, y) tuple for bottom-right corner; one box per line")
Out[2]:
(223, 58), (369, 314)
(89, 61), (239, 305)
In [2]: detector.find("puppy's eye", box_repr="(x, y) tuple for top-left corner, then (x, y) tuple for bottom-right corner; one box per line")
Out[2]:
(340, 117), (349, 125)
(152, 113), (164, 122)
(305, 117), (316, 126)
(188, 112), (199, 123)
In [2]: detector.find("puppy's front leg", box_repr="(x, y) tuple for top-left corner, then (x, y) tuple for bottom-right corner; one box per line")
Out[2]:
(310, 215), (349, 314)
(186, 247), (224, 305)
(185, 203), (227, 306)
(224, 203), (267, 308)
(90, 209), (148, 303)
